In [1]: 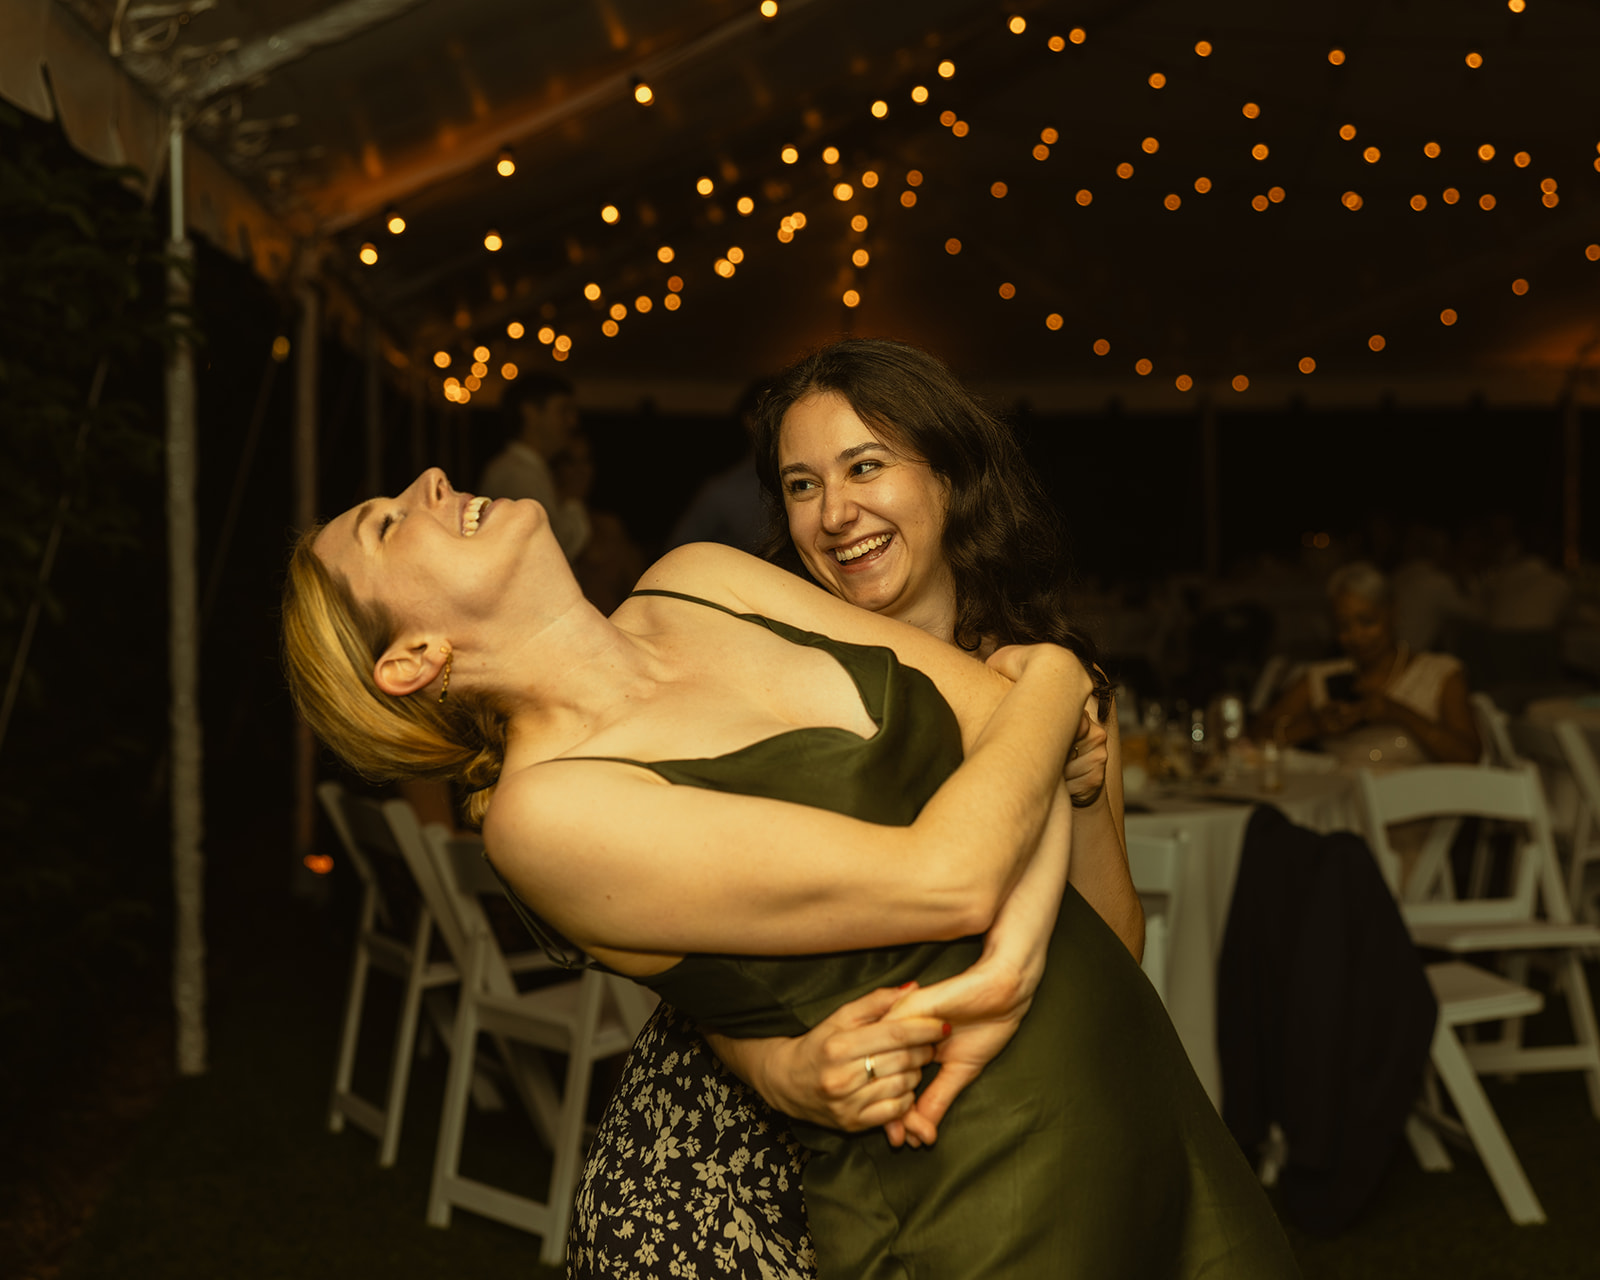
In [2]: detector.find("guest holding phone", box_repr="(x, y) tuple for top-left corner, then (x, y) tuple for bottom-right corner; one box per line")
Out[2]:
(1254, 560), (1480, 769)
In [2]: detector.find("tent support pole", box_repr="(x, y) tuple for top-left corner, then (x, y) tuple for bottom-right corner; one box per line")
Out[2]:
(165, 110), (207, 1077)
(292, 262), (321, 889)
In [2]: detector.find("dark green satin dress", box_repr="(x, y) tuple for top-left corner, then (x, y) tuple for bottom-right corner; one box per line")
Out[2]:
(508, 590), (1299, 1279)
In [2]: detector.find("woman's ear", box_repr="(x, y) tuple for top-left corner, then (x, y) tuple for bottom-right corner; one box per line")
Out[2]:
(374, 637), (448, 697)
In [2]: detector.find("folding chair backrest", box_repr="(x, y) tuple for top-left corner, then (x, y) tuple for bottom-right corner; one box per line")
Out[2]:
(1471, 693), (1518, 768)
(1357, 763), (1560, 926)
(318, 781), (418, 935)
(1127, 831), (1186, 1005)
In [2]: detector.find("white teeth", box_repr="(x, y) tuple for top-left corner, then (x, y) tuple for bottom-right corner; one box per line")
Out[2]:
(462, 496), (489, 536)
(835, 533), (890, 563)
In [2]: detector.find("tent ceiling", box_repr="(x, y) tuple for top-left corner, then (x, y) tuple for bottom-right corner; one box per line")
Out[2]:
(11, 0), (1600, 406)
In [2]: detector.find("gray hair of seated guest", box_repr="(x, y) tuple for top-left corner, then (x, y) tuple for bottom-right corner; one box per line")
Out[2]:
(1326, 560), (1393, 608)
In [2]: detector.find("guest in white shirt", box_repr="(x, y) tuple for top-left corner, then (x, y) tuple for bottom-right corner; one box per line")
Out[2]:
(478, 374), (592, 561)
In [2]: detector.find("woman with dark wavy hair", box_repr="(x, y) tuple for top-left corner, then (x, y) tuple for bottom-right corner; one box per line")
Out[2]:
(569, 340), (1156, 1277)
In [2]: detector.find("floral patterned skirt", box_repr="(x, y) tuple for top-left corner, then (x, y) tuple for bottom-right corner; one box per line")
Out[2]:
(569, 1001), (816, 1279)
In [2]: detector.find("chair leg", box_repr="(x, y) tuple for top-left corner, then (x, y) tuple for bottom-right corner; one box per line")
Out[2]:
(429, 952), (484, 1228)
(1430, 1020), (1545, 1225)
(329, 935), (372, 1134)
(1557, 953), (1600, 1119)
(1405, 1113), (1453, 1171)
(1141, 915), (1169, 1008)
(540, 975), (606, 1267)
(377, 916), (432, 1167)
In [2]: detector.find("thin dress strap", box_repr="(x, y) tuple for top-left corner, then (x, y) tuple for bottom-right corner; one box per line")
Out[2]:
(627, 587), (754, 619)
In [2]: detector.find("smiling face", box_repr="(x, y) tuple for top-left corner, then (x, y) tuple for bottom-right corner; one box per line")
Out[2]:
(1332, 590), (1396, 668)
(313, 466), (559, 637)
(777, 392), (957, 640)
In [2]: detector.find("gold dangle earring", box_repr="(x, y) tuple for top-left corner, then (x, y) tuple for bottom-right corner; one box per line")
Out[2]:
(437, 647), (454, 703)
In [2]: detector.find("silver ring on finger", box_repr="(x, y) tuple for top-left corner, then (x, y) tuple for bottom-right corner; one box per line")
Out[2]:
(863, 1054), (877, 1082)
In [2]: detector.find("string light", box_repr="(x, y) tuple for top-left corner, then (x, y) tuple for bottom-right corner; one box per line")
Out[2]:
(1585, 245), (1600, 261)
(1511, 278), (1529, 295)
(609, 302), (627, 321)
(1194, 41), (1212, 57)
(1298, 357), (1316, 373)
(1243, 103), (1261, 119)
(506, 321), (524, 339)
(852, 214), (868, 231)
(991, 181), (1008, 198)
(1251, 194), (1269, 211)
(584, 282), (602, 301)
(1508, 0), (1525, 10)
(945, 238), (962, 254)
(1194, 176), (1212, 193)
(715, 258), (735, 277)
(359, 242), (378, 265)
(1093, 338), (1110, 355)
(1232, 374), (1250, 391)
(664, 293), (681, 310)
(1342, 191), (1364, 210)
(998, 282), (1016, 299)
(1047, 34), (1066, 51)
(781, 146), (799, 164)
(940, 109), (957, 127)
(911, 85), (929, 103)
(667, 275), (684, 291)
(938, 60), (956, 78)
(1268, 186), (1286, 203)
(632, 77), (654, 105)
(484, 230), (503, 251)
(635, 296), (653, 313)
(471, 361), (487, 378)
(1443, 187), (1460, 203)
(906, 171), (922, 186)
(1410, 194), (1428, 210)
(553, 335), (572, 352)
(1479, 193), (1497, 210)
(1076, 189), (1093, 205)
(272, 336), (290, 362)
(537, 326), (555, 344)
(1034, 144), (1050, 160)
(602, 319), (620, 336)
(727, 246), (744, 263)
(737, 196), (755, 215)
(1465, 51), (1483, 68)
(1045, 313), (1064, 330)
(1142, 137), (1160, 154)
(496, 148), (515, 177)
(1041, 127), (1059, 144)
(852, 248), (870, 267)
(600, 205), (620, 224)
(1069, 28), (1086, 44)
(1251, 143), (1269, 160)
(833, 182), (854, 201)
(1165, 193), (1182, 210)
(760, 0), (778, 17)
(871, 100), (889, 118)
(1135, 358), (1153, 375)
(1328, 48), (1346, 65)
(1339, 124), (1357, 141)
(1514, 151), (1531, 167)
(822, 147), (840, 164)
(1478, 144), (1496, 161)
(472, 345), (489, 362)
(697, 177), (715, 196)
(433, 350), (451, 368)
(1117, 162), (1134, 179)
(1364, 146), (1381, 163)
(465, 374), (481, 391)
(1441, 309), (1458, 325)
(1149, 73), (1167, 89)
(1368, 334), (1386, 351)
(843, 289), (860, 307)
(1008, 15), (1026, 34)
(386, 209), (405, 234)
(1176, 374), (1194, 390)
(952, 120), (970, 137)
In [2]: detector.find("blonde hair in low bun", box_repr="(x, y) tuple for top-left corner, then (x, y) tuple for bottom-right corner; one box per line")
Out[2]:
(281, 527), (506, 825)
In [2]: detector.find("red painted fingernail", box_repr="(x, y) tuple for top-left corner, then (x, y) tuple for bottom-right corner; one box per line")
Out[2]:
(942, 1022), (952, 1036)
(898, 981), (917, 990)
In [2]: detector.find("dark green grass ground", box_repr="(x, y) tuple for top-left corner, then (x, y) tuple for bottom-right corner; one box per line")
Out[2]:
(49, 897), (1600, 1280)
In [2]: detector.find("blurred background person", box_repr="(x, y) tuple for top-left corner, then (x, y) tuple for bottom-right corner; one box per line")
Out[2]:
(1254, 560), (1480, 771)
(666, 378), (769, 553)
(479, 373), (591, 561)
(552, 427), (646, 615)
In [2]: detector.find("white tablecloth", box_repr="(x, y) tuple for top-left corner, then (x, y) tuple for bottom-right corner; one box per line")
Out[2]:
(1123, 772), (1365, 1106)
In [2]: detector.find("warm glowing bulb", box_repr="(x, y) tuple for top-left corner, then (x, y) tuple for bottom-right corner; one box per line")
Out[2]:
(470, 361), (487, 378)
(506, 321), (524, 339)
(1508, 0), (1525, 10)
(842, 289), (860, 307)
(697, 177), (714, 196)
(602, 319), (619, 337)
(1117, 162), (1134, 179)
(1479, 193), (1496, 210)
(1585, 244), (1600, 261)
(998, 282), (1015, 299)
(465, 374), (481, 391)
(1194, 176), (1212, 194)
(737, 196), (755, 215)
(911, 85), (929, 103)
(386, 211), (406, 234)
(584, 282), (601, 301)
(901, 191), (917, 207)
(715, 258), (734, 277)
(1364, 146), (1381, 163)
(851, 214), (868, 232)
(833, 182), (854, 201)
(940, 109), (957, 127)
(483, 231), (502, 251)
(633, 81), (654, 105)
(1478, 143), (1496, 162)
(1034, 144), (1051, 161)
(554, 334), (572, 352)
(501, 362), (518, 380)
(1251, 194), (1269, 211)
(1048, 34), (1065, 51)
(952, 121), (969, 137)
(1251, 143), (1269, 160)
(1242, 102), (1261, 119)
(1232, 374), (1250, 391)
(496, 149), (516, 177)
(1164, 193), (1182, 210)
(1176, 374), (1194, 391)
(1511, 278), (1529, 295)
(1148, 73), (1166, 89)
(1443, 187), (1460, 203)
(1008, 15), (1026, 33)
(473, 345), (489, 362)
(1195, 40), (1212, 56)
(433, 350), (451, 368)
(1135, 358), (1153, 375)
(1339, 123), (1357, 141)
(1041, 127), (1059, 144)
(1045, 313), (1064, 331)
(761, 0), (778, 17)
(1424, 141), (1441, 158)
(871, 99), (888, 118)
(1093, 338), (1110, 355)
(1298, 357), (1316, 374)
(944, 238), (962, 255)
(822, 147), (840, 165)
(664, 293), (681, 310)
(1441, 309), (1458, 325)
(1328, 48), (1345, 65)
(1465, 51), (1483, 68)
(861, 171), (879, 188)
(1076, 189), (1093, 206)
(793, 208), (810, 224)
(600, 205), (620, 224)
(1368, 334), (1386, 351)
(359, 242), (378, 265)
(609, 302), (627, 321)
(635, 296), (653, 313)
(657, 246), (675, 264)
(1514, 151), (1531, 167)
(1069, 28), (1086, 44)
(727, 246), (744, 264)
(991, 181), (1008, 198)
(1142, 136), (1160, 154)
(781, 145), (799, 164)
(1410, 194), (1428, 211)
(852, 248), (870, 267)
(537, 326), (555, 344)
(938, 60), (956, 78)
(1342, 191), (1364, 210)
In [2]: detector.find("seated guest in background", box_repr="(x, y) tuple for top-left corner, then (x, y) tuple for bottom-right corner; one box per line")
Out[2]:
(1474, 513), (1571, 631)
(479, 374), (591, 561)
(551, 428), (645, 615)
(1254, 560), (1480, 771)
(1390, 522), (1474, 653)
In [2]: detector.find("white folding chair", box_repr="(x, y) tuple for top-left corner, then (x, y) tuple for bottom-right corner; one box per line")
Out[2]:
(1511, 716), (1600, 930)
(318, 781), (461, 1168)
(1471, 692), (1517, 768)
(417, 821), (656, 1265)
(1359, 764), (1600, 1108)
(1126, 831), (1187, 1008)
